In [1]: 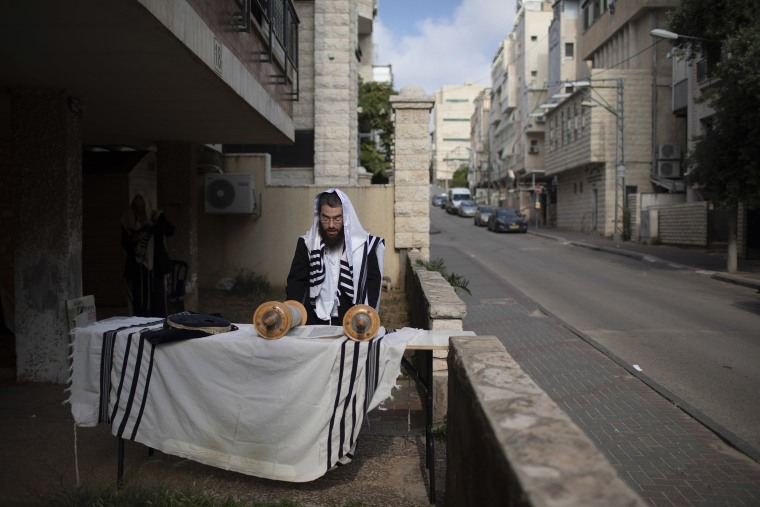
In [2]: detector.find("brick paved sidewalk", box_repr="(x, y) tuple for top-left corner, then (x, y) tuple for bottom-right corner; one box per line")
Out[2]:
(435, 243), (760, 507)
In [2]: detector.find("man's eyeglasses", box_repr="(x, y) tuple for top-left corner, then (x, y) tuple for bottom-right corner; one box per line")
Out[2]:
(320, 215), (343, 225)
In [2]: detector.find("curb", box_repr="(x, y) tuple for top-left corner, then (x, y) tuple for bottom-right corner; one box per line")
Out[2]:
(529, 231), (760, 291)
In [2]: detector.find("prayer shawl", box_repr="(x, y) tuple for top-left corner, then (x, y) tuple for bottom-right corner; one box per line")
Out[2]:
(302, 189), (385, 320)
(68, 317), (413, 482)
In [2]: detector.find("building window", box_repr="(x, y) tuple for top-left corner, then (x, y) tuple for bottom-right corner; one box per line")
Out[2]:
(565, 42), (574, 59)
(445, 98), (469, 103)
(531, 35), (538, 42)
(442, 118), (470, 122)
(531, 70), (538, 77)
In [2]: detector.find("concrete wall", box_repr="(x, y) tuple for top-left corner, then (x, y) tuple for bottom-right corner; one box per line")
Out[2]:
(446, 335), (646, 507)
(198, 157), (398, 293)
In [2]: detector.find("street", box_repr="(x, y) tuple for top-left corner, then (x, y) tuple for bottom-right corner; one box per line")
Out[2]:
(430, 205), (760, 456)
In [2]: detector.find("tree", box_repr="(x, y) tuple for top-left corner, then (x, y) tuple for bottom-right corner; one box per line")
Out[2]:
(358, 80), (397, 183)
(451, 166), (469, 189)
(668, 0), (760, 271)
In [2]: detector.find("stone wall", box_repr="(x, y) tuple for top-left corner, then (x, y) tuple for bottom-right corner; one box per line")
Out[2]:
(405, 249), (466, 425)
(390, 86), (435, 261)
(446, 335), (646, 507)
(655, 201), (709, 246)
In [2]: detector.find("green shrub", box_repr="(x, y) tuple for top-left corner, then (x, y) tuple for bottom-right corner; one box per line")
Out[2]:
(416, 258), (472, 296)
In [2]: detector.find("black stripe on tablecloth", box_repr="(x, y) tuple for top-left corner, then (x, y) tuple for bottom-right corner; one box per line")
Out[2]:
(337, 341), (361, 459)
(326, 338), (349, 471)
(98, 320), (162, 423)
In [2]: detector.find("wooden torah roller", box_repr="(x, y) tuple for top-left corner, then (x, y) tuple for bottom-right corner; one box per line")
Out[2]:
(342, 304), (381, 342)
(253, 300), (307, 339)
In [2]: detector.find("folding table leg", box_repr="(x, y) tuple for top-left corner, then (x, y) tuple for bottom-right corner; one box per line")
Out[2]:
(117, 437), (124, 488)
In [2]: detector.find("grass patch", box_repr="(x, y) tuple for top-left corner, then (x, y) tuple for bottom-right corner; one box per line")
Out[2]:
(379, 289), (410, 329)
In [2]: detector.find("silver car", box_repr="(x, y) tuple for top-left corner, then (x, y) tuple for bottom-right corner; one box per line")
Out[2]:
(457, 200), (478, 218)
(473, 205), (493, 226)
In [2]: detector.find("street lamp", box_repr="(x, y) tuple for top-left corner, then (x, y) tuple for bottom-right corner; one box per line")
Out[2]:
(570, 78), (625, 242)
(650, 29), (719, 43)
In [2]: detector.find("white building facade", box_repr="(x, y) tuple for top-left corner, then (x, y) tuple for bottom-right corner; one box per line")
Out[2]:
(432, 83), (488, 186)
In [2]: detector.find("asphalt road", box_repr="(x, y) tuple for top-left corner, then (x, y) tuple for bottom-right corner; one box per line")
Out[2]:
(430, 205), (760, 455)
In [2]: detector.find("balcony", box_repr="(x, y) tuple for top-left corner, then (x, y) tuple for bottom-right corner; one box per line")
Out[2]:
(0, 0), (298, 145)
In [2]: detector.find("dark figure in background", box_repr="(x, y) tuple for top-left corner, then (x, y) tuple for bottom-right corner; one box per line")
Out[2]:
(286, 189), (385, 326)
(121, 193), (175, 317)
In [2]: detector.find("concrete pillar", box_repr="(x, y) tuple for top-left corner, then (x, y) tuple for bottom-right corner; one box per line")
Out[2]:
(390, 86), (435, 261)
(156, 142), (199, 312)
(12, 89), (83, 383)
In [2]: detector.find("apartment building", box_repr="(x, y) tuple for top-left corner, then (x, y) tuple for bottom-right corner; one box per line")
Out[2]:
(0, 0), (299, 381)
(470, 89), (492, 202)
(489, 0), (553, 223)
(542, 0), (681, 238)
(488, 39), (515, 206)
(432, 83), (488, 186)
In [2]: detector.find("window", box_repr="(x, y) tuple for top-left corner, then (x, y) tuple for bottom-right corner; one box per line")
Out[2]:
(531, 35), (538, 42)
(531, 70), (538, 77)
(565, 42), (574, 59)
(445, 99), (469, 103)
(442, 118), (470, 122)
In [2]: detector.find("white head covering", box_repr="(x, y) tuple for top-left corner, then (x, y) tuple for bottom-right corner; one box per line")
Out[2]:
(301, 189), (384, 320)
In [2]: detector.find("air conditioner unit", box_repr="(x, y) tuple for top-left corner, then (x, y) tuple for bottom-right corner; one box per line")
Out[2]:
(657, 143), (681, 160)
(528, 146), (540, 155)
(204, 173), (255, 214)
(656, 160), (680, 179)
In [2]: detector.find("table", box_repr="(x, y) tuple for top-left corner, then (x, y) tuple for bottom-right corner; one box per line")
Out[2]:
(68, 317), (472, 503)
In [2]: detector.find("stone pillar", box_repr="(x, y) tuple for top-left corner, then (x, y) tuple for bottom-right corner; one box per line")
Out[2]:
(12, 89), (83, 383)
(390, 86), (435, 261)
(156, 142), (199, 312)
(313, 0), (358, 186)
(391, 87), (448, 422)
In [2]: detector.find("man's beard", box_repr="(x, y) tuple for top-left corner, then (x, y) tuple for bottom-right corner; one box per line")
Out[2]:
(319, 223), (345, 250)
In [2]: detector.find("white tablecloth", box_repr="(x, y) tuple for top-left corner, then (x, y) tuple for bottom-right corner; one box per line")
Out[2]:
(68, 317), (413, 482)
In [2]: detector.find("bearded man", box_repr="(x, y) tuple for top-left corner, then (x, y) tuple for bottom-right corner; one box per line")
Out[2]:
(286, 189), (385, 325)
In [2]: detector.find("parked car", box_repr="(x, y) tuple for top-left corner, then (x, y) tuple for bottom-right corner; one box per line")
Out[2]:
(431, 193), (447, 207)
(457, 200), (478, 218)
(473, 205), (493, 226)
(487, 207), (528, 233)
(447, 187), (472, 213)
(438, 195), (448, 209)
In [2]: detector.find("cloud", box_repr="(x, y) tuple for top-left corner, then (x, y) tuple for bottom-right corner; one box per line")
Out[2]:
(375, 0), (516, 95)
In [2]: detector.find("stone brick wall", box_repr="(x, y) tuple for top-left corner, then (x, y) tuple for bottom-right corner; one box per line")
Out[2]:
(405, 249), (466, 425)
(313, 0), (358, 186)
(655, 201), (709, 246)
(391, 86), (435, 258)
(446, 335), (646, 507)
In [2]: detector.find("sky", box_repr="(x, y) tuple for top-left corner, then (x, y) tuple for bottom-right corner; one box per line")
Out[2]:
(374, 0), (518, 95)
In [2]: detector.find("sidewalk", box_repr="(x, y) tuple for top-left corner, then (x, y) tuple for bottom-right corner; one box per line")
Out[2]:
(529, 227), (760, 291)
(432, 229), (760, 506)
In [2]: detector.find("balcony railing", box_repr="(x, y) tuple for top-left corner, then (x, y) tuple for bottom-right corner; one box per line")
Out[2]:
(235, 0), (300, 100)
